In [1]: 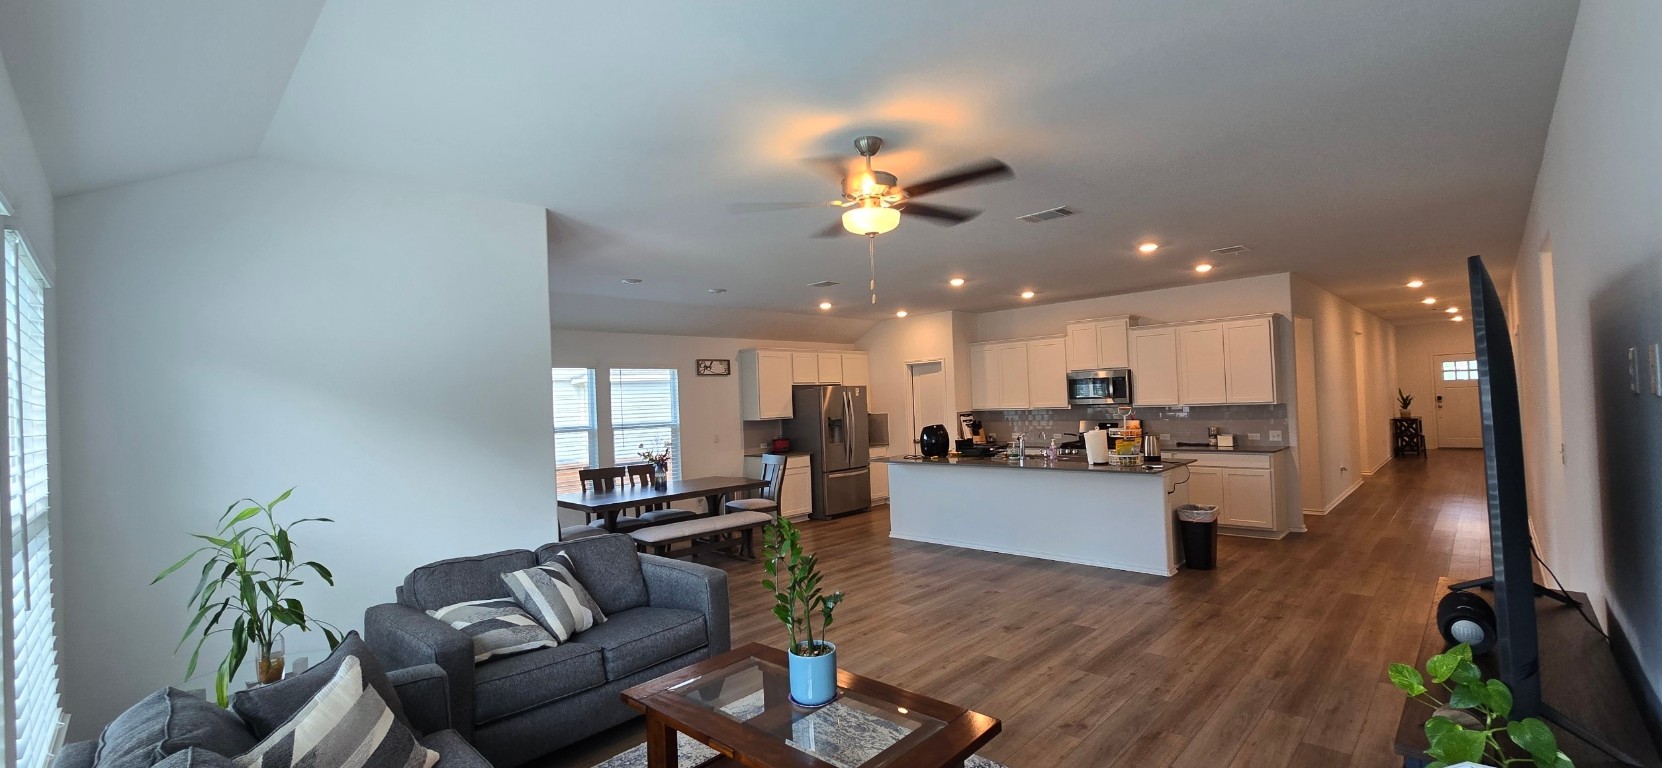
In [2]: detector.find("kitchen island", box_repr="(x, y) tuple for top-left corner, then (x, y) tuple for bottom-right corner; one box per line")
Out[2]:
(875, 455), (1194, 576)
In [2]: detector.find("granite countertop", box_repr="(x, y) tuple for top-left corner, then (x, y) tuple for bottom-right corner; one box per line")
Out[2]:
(874, 455), (1194, 476)
(1162, 444), (1291, 454)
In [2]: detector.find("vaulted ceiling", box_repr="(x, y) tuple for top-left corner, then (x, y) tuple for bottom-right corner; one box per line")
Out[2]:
(0, 0), (1579, 329)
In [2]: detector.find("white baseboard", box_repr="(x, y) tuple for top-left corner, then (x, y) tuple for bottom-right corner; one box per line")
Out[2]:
(1319, 479), (1365, 513)
(1360, 455), (1393, 476)
(1218, 526), (1288, 540)
(888, 532), (1178, 577)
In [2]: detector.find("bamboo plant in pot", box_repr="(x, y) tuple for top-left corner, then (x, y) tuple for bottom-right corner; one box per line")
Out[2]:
(761, 516), (844, 707)
(153, 489), (342, 706)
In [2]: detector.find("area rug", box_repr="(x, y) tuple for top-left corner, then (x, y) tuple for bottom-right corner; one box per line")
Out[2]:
(591, 736), (1008, 768)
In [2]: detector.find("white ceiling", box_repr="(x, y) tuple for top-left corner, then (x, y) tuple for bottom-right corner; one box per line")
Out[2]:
(2, 0), (1579, 332)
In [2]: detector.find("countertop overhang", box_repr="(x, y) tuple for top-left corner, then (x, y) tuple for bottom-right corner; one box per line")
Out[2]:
(874, 456), (1194, 475)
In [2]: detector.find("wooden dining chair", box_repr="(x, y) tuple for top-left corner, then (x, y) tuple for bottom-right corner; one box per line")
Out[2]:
(578, 466), (649, 532)
(624, 464), (700, 525)
(724, 454), (786, 519)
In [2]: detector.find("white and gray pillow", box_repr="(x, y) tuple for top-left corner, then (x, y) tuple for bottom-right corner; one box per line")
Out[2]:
(426, 599), (559, 662)
(501, 558), (606, 641)
(232, 655), (437, 768)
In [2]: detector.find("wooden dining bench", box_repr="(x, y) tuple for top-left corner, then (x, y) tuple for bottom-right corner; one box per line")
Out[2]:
(627, 510), (775, 560)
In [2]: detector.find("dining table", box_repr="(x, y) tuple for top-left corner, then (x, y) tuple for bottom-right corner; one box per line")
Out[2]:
(556, 475), (769, 532)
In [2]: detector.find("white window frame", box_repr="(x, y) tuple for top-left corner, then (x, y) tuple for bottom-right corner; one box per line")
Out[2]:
(606, 368), (682, 480)
(551, 368), (598, 494)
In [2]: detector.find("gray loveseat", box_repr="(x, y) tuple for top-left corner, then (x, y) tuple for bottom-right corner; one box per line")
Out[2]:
(363, 533), (730, 767)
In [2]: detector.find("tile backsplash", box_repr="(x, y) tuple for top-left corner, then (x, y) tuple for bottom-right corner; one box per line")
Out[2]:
(970, 404), (1290, 448)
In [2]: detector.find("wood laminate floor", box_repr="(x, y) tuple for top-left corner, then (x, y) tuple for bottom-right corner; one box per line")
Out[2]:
(552, 449), (1491, 767)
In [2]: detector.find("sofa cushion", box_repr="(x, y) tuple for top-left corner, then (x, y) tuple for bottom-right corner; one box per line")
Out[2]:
(152, 749), (236, 768)
(427, 599), (559, 662)
(569, 607), (706, 679)
(535, 535), (649, 615)
(231, 656), (437, 768)
(416, 731), (490, 768)
(231, 631), (407, 739)
(501, 563), (605, 641)
(471, 644), (605, 724)
(401, 550), (536, 611)
(95, 689), (255, 768)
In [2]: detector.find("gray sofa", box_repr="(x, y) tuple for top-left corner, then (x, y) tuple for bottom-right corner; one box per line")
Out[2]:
(364, 533), (730, 768)
(53, 633), (488, 768)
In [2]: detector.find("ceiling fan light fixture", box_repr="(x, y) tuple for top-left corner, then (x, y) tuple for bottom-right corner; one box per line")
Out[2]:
(843, 204), (900, 236)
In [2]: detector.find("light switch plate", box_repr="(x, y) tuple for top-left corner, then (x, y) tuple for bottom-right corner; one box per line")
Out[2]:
(1247, 433), (1262, 441)
(1269, 430), (1282, 442)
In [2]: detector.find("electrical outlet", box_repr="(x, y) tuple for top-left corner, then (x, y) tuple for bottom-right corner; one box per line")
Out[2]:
(1160, 433), (1172, 442)
(1247, 433), (1262, 441)
(1269, 430), (1282, 442)
(713, 433), (720, 444)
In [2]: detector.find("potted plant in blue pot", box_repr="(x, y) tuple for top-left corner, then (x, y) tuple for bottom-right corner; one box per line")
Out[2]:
(762, 516), (844, 707)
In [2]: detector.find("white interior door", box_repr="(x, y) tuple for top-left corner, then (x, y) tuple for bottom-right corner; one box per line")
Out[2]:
(1433, 353), (1483, 448)
(908, 361), (946, 447)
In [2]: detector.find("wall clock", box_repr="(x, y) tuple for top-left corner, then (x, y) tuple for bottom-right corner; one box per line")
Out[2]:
(696, 358), (731, 376)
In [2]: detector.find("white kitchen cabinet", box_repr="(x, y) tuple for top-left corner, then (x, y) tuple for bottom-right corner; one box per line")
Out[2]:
(1223, 318), (1276, 403)
(1186, 465), (1224, 511)
(969, 343), (995, 410)
(781, 463), (812, 520)
(1178, 323), (1229, 405)
(1220, 469), (1274, 529)
(1065, 317), (1132, 371)
(1026, 336), (1070, 409)
(739, 349), (794, 420)
(869, 444), (890, 502)
(1129, 327), (1180, 406)
(841, 353), (870, 387)
(996, 342), (1030, 409)
(817, 352), (844, 384)
(791, 352), (819, 384)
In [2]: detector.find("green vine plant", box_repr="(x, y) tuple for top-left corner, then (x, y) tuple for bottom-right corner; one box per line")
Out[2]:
(761, 516), (844, 657)
(1389, 643), (1573, 767)
(153, 489), (342, 706)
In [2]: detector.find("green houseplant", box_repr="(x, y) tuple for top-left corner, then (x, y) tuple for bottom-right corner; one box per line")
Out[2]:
(761, 516), (844, 706)
(1389, 643), (1573, 767)
(1398, 388), (1416, 417)
(153, 489), (342, 705)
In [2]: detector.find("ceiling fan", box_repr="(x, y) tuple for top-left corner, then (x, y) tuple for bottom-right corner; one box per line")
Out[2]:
(731, 136), (1014, 238)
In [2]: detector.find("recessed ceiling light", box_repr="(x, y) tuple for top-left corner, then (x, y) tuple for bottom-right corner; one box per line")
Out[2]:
(1138, 242), (1160, 254)
(895, 310), (909, 318)
(948, 277), (966, 287)
(1020, 290), (1036, 300)
(1422, 297), (1437, 305)
(1445, 306), (1459, 314)
(708, 288), (727, 294)
(818, 302), (832, 310)
(1452, 316), (1465, 322)
(1406, 280), (1425, 288)
(1194, 264), (1214, 273)
(621, 278), (643, 285)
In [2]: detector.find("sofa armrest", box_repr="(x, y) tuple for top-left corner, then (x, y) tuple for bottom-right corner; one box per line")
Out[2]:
(50, 741), (97, 768)
(639, 555), (730, 655)
(387, 664), (451, 736)
(364, 603), (476, 737)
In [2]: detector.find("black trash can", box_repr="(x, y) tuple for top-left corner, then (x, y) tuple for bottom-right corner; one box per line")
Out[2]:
(1176, 504), (1219, 570)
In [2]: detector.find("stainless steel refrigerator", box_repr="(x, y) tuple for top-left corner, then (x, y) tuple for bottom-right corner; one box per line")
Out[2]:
(784, 385), (871, 519)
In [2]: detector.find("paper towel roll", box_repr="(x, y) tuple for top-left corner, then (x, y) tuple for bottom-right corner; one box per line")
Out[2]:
(1084, 429), (1113, 465)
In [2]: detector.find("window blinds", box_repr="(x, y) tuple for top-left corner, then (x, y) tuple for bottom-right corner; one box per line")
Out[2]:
(552, 368), (597, 494)
(2, 229), (59, 768)
(609, 369), (680, 479)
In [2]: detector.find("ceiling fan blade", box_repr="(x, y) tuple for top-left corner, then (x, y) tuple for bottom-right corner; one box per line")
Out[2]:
(904, 158), (1013, 198)
(811, 220), (849, 238)
(900, 202), (981, 225)
(728, 201), (843, 214)
(801, 155), (854, 184)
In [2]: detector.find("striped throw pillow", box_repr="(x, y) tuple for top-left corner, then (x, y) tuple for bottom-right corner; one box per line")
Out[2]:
(501, 561), (606, 642)
(426, 599), (559, 662)
(233, 655), (437, 768)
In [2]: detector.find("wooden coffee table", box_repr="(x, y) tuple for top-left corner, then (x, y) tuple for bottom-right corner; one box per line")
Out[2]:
(621, 643), (1001, 768)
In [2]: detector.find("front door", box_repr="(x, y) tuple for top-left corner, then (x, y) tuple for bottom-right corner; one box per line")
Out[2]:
(1433, 353), (1483, 448)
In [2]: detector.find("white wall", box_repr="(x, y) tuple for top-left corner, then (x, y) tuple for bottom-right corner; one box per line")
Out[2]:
(1508, 0), (1662, 705)
(857, 312), (971, 450)
(1393, 322), (1476, 449)
(1290, 276), (1397, 509)
(547, 328), (852, 524)
(54, 158), (558, 736)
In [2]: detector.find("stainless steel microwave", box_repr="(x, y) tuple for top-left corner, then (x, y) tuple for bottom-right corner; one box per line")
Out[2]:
(1068, 368), (1133, 405)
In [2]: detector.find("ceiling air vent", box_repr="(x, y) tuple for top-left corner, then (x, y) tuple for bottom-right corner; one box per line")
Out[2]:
(1017, 206), (1076, 223)
(1210, 245), (1251, 256)
(808, 280), (841, 288)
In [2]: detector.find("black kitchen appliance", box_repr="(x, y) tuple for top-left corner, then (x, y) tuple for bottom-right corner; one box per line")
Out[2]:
(919, 424), (950, 458)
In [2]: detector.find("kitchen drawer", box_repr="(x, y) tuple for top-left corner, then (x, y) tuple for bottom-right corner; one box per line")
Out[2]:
(1166, 451), (1273, 469)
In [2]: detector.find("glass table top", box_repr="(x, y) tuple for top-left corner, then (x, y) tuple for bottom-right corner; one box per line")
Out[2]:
(666, 655), (946, 768)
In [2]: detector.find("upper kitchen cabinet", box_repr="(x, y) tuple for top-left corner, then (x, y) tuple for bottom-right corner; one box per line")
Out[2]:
(969, 343), (995, 410)
(1222, 317), (1276, 403)
(1177, 324), (1228, 404)
(740, 349), (795, 420)
(1144, 315), (1280, 407)
(1026, 336), (1070, 409)
(817, 352), (844, 384)
(1064, 316), (1134, 371)
(1128, 327), (1180, 406)
(791, 352), (819, 384)
(840, 352), (870, 386)
(969, 339), (1061, 410)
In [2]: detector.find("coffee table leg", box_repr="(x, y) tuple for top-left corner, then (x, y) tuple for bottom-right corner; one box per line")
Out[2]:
(645, 712), (677, 768)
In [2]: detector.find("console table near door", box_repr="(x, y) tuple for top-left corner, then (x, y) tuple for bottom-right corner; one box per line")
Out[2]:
(1392, 417), (1427, 458)
(1393, 578), (1661, 767)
